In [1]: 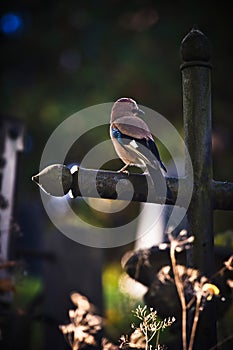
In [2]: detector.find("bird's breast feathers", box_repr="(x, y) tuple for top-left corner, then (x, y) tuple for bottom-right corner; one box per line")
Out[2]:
(110, 125), (151, 168)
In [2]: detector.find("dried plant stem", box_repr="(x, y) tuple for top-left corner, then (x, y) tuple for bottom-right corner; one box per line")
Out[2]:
(211, 265), (226, 279)
(170, 242), (187, 350)
(186, 296), (195, 310)
(148, 330), (157, 343)
(145, 330), (148, 350)
(155, 329), (160, 349)
(188, 293), (202, 350)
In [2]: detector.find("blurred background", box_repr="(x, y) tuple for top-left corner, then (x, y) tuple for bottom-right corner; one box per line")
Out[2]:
(0, 1), (232, 349)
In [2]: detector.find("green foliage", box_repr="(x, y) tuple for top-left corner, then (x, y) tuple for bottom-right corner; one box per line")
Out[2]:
(13, 276), (42, 308)
(103, 263), (143, 341)
(215, 230), (233, 248)
(12, 276), (43, 350)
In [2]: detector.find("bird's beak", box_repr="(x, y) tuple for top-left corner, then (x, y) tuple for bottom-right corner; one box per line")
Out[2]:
(132, 108), (145, 116)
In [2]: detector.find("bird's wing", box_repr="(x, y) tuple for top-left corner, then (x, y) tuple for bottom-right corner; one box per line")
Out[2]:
(113, 115), (152, 140)
(124, 137), (167, 172)
(146, 139), (167, 172)
(112, 116), (167, 172)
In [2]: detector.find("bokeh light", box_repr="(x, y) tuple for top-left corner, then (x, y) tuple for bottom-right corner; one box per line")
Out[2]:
(0, 13), (23, 35)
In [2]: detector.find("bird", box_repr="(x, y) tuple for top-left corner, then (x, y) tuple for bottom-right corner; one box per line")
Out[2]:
(110, 97), (168, 198)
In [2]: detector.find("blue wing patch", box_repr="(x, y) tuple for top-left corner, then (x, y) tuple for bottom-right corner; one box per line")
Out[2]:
(111, 126), (167, 172)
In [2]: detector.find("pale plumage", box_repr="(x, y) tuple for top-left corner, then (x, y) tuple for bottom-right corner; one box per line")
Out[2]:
(110, 97), (167, 174)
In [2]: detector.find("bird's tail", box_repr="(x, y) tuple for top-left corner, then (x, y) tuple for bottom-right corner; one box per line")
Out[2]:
(158, 159), (167, 173)
(147, 164), (171, 203)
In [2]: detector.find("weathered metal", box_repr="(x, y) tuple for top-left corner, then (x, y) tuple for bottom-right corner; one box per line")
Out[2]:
(33, 165), (233, 210)
(180, 27), (216, 349)
(181, 27), (214, 276)
(212, 180), (233, 210)
(32, 164), (178, 204)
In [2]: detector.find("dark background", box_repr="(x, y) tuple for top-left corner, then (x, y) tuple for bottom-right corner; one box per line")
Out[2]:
(1, 1), (233, 189)
(0, 1), (232, 349)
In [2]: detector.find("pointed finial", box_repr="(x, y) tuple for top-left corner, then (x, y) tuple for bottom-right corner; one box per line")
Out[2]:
(180, 26), (211, 62)
(32, 164), (73, 196)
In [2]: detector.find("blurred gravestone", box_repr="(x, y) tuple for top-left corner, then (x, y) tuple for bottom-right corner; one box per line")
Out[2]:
(0, 116), (24, 350)
(0, 117), (24, 301)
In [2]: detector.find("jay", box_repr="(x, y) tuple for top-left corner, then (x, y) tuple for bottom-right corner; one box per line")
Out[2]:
(110, 97), (167, 195)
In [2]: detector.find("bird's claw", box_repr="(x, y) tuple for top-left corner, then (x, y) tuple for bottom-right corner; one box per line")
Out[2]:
(118, 164), (130, 174)
(118, 169), (129, 175)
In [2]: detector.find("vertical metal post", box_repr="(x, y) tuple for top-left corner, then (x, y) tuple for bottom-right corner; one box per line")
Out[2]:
(180, 28), (216, 348)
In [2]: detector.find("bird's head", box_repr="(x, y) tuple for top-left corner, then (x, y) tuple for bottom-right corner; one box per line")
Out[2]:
(111, 97), (145, 121)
